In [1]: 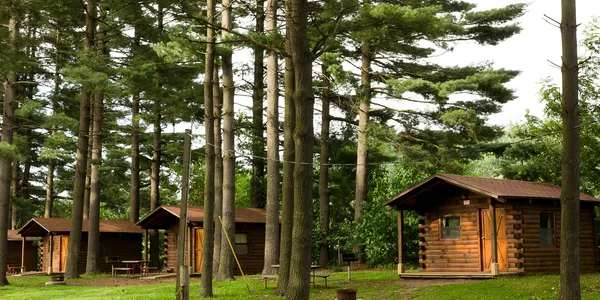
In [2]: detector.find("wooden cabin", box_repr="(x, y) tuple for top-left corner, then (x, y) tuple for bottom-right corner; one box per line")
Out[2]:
(138, 205), (268, 275)
(18, 218), (143, 273)
(387, 174), (600, 278)
(7, 230), (37, 273)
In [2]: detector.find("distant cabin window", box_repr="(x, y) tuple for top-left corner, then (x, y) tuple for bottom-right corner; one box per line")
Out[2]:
(540, 212), (554, 246)
(441, 216), (460, 239)
(235, 233), (248, 255)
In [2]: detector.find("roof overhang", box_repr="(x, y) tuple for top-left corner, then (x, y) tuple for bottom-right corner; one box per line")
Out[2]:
(137, 206), (186, 229)
(18, 219), (52, 237)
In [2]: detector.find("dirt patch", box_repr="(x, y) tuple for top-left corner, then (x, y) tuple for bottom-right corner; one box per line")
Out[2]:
(400, 278), (471, 289)
(67, 276), (175, 287)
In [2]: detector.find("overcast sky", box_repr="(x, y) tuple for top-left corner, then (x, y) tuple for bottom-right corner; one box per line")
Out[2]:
(447, 0), (598, 126)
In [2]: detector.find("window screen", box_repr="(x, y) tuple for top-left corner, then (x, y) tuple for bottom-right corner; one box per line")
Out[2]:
(442, 216), (460, 239)
(234, 233), (249, 255)
(540, 212), (554, 246)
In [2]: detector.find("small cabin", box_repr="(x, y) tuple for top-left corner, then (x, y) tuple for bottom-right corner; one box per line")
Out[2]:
(7, 230), (37, 273)
(387, 174), (600, 278)
(18, 218), (143, 273)
(138, 205), (267, 275)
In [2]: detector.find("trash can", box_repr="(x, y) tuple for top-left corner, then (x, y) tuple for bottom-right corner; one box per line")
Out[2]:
(336, 288), (357, 300)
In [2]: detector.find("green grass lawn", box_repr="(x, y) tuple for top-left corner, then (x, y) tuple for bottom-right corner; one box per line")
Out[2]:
(2, 271), (600, 299)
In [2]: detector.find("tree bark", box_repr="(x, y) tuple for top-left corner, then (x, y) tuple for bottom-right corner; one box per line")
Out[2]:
(0, 5), (18, 284)
(559, 0), (581, 299)
(83, 112), (93, 220)
(130, 91), (140, 222)
(218, 0), (236, 281)
(213, 67), (223, 274)
(44, 163), (54, 218)
(149, 4), (164, 269)
(86, 14), (105, 273)
(319, 65), (331, 267)
(262, 0), (279, 276)
(277, 40), (295, 296)
(129, 27), (141, 223)
(202, 0), (216, 295)
(10, 164), (18, 230)
(66, 0), (95, 279)
(286, 0), (314, 297)
(176, 130), (192, 300)
(354, 42), (370, 260)
(251, 0), (266, 209)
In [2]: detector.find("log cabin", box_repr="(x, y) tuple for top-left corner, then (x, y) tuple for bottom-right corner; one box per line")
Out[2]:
(18, 218), (143, 274)
(7, 230), (37, 273)
(138, 205), (268, 275)
(387, 174), (600, 278)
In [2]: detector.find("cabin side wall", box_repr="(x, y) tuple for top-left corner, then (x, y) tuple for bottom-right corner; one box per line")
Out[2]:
(518, 201), (597, 273)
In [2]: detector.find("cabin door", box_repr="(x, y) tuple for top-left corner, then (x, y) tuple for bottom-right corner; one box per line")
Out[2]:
(480, 208), (507, 272)
(59, 235), (69, 272)
(194, 228), (204, 273)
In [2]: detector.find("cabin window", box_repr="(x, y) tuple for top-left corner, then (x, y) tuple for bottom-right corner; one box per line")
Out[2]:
(540, 212), (554, 246)
(234, 233), (248, 255)
(441, 216), (460, 239)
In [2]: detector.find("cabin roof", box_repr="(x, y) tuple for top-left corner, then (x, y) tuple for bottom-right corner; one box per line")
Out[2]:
(18, 218), (143, 237)
(387, 173), (600, 208)
(8, 229), (22, 241)
(137, 205), (268, 229)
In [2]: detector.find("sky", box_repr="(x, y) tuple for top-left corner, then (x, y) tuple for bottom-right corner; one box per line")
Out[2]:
(445, 0), (599, 126)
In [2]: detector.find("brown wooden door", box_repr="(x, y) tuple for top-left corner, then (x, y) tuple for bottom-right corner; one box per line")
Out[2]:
(59, 235), (69, 272)
(481, 208), (507, 272)
(194, 229), (204, 273)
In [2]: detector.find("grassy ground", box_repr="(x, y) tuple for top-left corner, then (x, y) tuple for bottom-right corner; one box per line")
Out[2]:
(2, 271), (600, 299)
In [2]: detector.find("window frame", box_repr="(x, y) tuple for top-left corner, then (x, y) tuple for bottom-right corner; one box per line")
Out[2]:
(440, 215), (461, 240)
(234, 233), (249, 255)
(539, 212), (555, 247)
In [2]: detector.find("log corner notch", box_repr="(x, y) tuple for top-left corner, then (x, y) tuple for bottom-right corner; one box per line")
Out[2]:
(397, 208), (405, 275)
(489, 198), (499, 276)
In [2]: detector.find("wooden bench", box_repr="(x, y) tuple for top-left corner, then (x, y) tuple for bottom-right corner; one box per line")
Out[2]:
(262, 274), (278, 289)
(6, 265), (20, 275)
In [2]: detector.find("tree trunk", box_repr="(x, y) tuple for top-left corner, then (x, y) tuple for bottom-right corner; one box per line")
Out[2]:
(319, 65), (331, 267)
(262, 0), (279, 276)
(130, 91), (140, 222)
(250, 0), (266, 209)
(559, 0), (581, 299)
(176, 130), (192, 300)
(218, 0), (236, 281)
(286, 0), (314, 297)
(277, 40), (295, 296)
(10, 164), (19, 230)
(66, 0), (95, 279)
(149, 4), (164, 269)
(213, 67), (223, 274)
(353, 42), (370, 260)
(44, 163), (55, 218)
(86, 16), (105, 273)
(202, 0), (216, 296)
(83, 107), (93, 220)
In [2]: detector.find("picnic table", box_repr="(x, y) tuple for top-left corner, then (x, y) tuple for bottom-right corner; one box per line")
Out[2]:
(112, 260), (147, 277)
(269, 264), (330, 288)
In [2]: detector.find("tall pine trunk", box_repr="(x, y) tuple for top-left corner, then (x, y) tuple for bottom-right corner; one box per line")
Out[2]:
(319, 65), (331, 267)
(0, 3), (18, 284)
(44, 163), (54, 218)
(559, 0), (581, 298)
(202, 0), (216, 295)
(129, 27), (141, 223)
(213, 67), (223, 274)
(45, 34), (62, 218)
(149, 4), (164, 269)
(353, 42), (370, 260)
(286, 0), (314, 297)
(176, 130), (192, 300)
(250, 0), (266, 208)
(83, 115), (92, 220)
(262, 0), (279, 276)
(86, 14), (106, 273)
(218, 0), (236, 280)
(277, 42), (295, 296)
(130, 92), (140, 222)
(66, 0), (95, 279)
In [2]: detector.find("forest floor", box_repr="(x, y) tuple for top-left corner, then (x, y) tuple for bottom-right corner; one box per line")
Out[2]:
(2, 270), (600, 299)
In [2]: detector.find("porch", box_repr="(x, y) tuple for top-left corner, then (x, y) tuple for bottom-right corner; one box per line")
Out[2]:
(398, 271), (521, 279)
